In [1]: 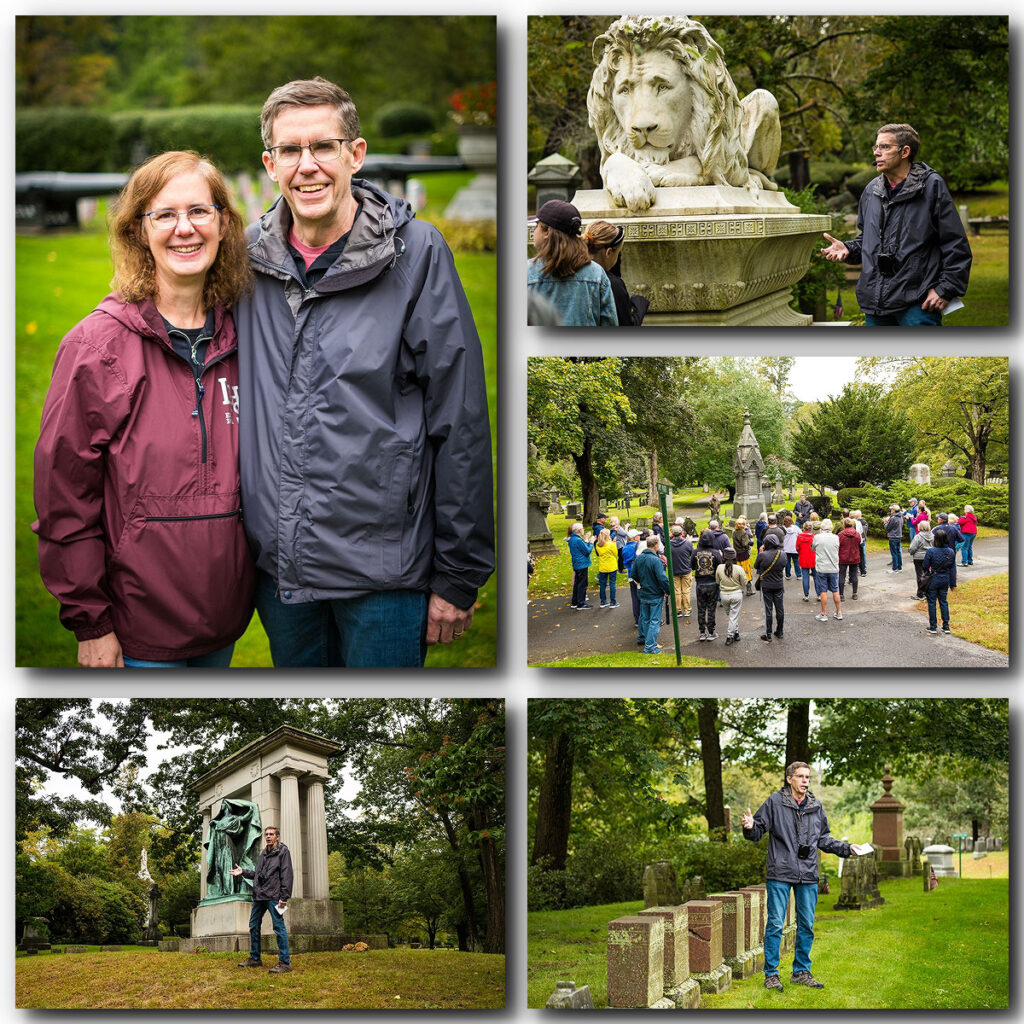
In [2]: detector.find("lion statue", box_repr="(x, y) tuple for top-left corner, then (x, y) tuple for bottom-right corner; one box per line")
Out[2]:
(587, 16), (782, 212)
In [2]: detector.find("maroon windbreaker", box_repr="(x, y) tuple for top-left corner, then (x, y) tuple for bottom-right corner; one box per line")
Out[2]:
(33, 294), (255, 661)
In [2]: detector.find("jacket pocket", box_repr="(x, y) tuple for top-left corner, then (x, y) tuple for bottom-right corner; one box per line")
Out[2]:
(106, 490), (256, 656)
(380, 441), (419, 584)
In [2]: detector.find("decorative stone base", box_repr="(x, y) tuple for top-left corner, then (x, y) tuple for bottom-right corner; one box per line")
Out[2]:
(667, 978), (702, 1008)
(644, 289), (811, 327)
(834, 894), (885, 911)
(182, 897), (346, 954)
(877, 860), (912, 877)
(158, 939), (181, 952)
(545, 980), (596, 1009)
(725, 950), (757, 979)
(650, 996), (677, 1009)
(692, 963), (733, 994)
(569, 187), (830, 326)
(747, 945), (765, 972)
(781, 925), (796, 952)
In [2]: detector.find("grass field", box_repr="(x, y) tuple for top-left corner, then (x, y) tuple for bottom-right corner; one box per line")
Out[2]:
(16, 182), (496, 667)
(15, 947), (505, 1009)
(528, 874), (1008, 1009)
(935, 571), (1008, 655)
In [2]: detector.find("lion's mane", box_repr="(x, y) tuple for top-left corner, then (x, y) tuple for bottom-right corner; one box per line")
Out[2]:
(587, 15), (750, 188)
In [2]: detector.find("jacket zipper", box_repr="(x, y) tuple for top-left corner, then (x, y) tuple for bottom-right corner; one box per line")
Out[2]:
(145, 508), (243, 523)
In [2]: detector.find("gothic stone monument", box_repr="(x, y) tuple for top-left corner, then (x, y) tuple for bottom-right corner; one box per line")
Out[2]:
(732, 409), (767, 521)
(181, 726), (346, 954)
(572, 16), (829, 325)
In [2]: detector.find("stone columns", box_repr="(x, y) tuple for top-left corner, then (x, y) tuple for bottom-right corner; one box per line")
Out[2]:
(734, 888), (764, 972)
(684, 900), (732, 993)
(278, 769), (304, 898)
(305, 777), (330, 900)
(638, 906), (700, 1008)
(199, 808), (211, 901)
(607, 915), (670, 1008)
(707, 892), (755, 979)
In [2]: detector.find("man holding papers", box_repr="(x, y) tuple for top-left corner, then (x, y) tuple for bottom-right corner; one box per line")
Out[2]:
(743, 762), (873, 991)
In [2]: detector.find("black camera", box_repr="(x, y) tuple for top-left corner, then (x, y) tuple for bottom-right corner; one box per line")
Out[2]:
(798, 844), (812, 859)
(877, 251), (899, 277)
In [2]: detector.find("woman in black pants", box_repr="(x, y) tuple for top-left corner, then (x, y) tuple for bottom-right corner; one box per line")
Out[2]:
(754, 533), (786, 643)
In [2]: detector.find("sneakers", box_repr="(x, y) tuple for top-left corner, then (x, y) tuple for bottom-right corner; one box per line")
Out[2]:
(646, 646), (663, 655)
(760, 633), (772, 644)
(774, 630), (784, 639)
(815, 613), (828, 622)
(238, 957), (263, 968)
(802, 595), (809, 602)
(852, 593), (858, 600)
(706, 632), (719, 641)
(764, 974), (784, 991)
(790, 971), (824, 988)
(577, 604), (594, 611)
(833, 612), (843, 620)
(725, 635), (734, 646)
(609, 602), (620, 608)
(925, 627), (938, 636)
(698, 632), (708, 641)
(942, 626), (951, 634)
(599, 602), (608, 608)
(268, 961), (292, 974)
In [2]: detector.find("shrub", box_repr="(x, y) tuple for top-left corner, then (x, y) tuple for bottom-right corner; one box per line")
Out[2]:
(836, 481), (1007, 536)
(783, 186), (846, 318)
(808, 494), (835, 518)
(845, 168), (878, 201)
(431, 217), (497, 253)
(17, 109), (117, 173)
(45, 867), (104, 943)
(376, 102), (435, 138)
(158, 870), (200, 934)
(528, 841), (647, 910)
(673, 835), (769, 892)
(92, 878), (147, 944)
(809, 160), (859, 197)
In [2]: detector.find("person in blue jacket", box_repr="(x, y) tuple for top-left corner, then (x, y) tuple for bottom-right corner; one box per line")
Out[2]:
(567, 522), (595, 610)
(632, 534), (672, 654)
(921, 530), (957, 635)
(742, 762), (854, 992)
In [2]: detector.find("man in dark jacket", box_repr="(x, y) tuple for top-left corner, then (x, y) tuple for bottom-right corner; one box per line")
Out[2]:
(233, 826), (294, 973)
(633, 535), (672, 653)
(669, 525), (693, 620)
(742, 762), (859, 991)
(235, 77), (494, 667)
(822, 122), (971, 326)
(793, 494), (813, 525)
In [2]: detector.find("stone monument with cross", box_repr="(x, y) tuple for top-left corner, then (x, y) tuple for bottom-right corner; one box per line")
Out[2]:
(180, 726), (347, 954)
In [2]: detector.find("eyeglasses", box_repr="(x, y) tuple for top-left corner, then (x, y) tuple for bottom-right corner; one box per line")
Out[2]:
(873, 144), (901, 153)
(267, 139), (351, 167)
(144, 204), (221, 229)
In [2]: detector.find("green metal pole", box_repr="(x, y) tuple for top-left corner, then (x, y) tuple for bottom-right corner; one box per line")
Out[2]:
(657, 484), (682, 665)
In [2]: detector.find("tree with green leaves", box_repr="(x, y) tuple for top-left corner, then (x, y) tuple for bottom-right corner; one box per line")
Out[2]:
(789, 382), (915, 492)
(528, 357), (635, 524)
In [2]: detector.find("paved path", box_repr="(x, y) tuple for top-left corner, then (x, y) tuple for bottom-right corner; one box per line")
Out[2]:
(528, 537), (1008, 668)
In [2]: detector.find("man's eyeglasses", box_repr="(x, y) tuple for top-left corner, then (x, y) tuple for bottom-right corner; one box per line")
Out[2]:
(267, 139), (351, 167)
(874, 144), (901, 153)
(144, 204), (221, 229)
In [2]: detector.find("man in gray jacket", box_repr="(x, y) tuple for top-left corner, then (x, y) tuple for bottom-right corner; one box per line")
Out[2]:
(235, 77), (494, 667)
(821, 122), (971, 326)
(232, 826), (294, 973)
(742, 762), (858, 992)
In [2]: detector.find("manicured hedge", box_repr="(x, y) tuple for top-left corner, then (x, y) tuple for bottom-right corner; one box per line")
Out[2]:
(836, 481), (1007, 536)
(17, 108), (118, 173)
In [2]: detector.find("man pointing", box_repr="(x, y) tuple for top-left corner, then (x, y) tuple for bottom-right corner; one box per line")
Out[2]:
(232, 826), (293, 974)
(742, 761), (869, 991)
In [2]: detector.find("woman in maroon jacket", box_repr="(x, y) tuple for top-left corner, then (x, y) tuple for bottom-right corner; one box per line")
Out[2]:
(33, 151), (255, 667)
(837, 517), (862, 601)
(958, 505), (978, 566)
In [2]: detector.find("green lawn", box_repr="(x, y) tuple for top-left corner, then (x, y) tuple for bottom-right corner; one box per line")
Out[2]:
(528, 876), (1008, 1009)
(16, 947), (505, 1009)
(16, 201), (496, 667)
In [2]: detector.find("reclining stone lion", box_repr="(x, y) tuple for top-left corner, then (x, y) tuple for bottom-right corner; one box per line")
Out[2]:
(587, 15), (782, 212)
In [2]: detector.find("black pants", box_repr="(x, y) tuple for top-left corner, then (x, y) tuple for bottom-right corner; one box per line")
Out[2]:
(696, 584), (718, 633)
(762, 587), (784, 636)
(914, 560), (927, 597)
(571, 567), (588, 607)
(839, 563), (858, 598)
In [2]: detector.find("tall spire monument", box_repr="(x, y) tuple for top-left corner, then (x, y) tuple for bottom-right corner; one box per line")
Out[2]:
(732, 409), (767, 521)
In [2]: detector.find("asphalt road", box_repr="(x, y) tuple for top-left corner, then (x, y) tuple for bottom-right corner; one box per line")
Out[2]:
(527, 536), (1008, 669)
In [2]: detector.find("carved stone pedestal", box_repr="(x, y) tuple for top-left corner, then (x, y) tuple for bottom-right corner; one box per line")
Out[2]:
(571, 187), (829, 327)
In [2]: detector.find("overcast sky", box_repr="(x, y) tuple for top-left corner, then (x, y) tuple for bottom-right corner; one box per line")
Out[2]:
(787, 356), (861, 404)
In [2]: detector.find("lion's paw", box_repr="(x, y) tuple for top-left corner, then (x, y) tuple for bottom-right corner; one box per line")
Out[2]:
(604, 154), (656, 212)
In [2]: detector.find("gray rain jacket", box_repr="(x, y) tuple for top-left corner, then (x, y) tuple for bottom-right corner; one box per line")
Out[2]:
(844, 161), (972, 316)
(743, 785), (851, 884)
(235, 182), (494, 611)
(242, 842), (293, 902)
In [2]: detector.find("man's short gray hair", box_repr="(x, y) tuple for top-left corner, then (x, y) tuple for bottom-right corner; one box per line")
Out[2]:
(877, 122), (920, 160)
(261, 76), (361, 150)
(785, 761), (810, 779)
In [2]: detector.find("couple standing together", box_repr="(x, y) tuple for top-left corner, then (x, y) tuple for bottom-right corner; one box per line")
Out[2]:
(33, 76), (494, 669)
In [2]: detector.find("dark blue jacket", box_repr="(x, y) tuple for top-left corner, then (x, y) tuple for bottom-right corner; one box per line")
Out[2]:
(922, 545), (956, 588)
(632, 548), (671, 602)
(743, 786), (850, 884)
(242, 842), (294, 902)
(844, 161), (972, 316)
(670, 535), (693, 575)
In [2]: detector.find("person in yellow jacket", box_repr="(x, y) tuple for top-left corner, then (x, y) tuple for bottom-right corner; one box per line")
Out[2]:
(595, 528), (621, 608)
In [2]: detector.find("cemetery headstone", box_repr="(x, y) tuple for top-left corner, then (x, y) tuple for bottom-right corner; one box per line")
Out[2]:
(17, 918), (51, 952)
(643, 861), (682, 908)
(638, 906), (700, 1008)
(607, 915), (666, 1008)
(706, 892), (755, 979)
(922, 844), (958, 877)
(684, 900), (732, 994)
(545, 980), (596, 1009)
(908, 463), (931, 485)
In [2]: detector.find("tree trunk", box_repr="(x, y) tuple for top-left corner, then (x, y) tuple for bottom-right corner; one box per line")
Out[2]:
(436, 807), (478, 951)
(455, 921), (469, 952)
(969, 450), (986, 485)
(530, 731), (574, 870)
(647, 447), (659, 506)
(785, 700), (811, 770)
(698, 699), (727, 840)
(473, 806), (505, 954)
(572, 437), (600, 526)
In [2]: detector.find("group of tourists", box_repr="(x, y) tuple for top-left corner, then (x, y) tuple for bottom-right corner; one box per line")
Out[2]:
(564, 492), (982, 651)
(526, 199), (648, 326)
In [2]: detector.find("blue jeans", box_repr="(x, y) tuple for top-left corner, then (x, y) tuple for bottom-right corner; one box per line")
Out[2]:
(598, 571), (617, 605)
(961, 533), (975, 565)
(764, 880), (818, 977)
(859, 541), (867, 573)
(785, 553), (799, 578)
(637, 599), (663, 652)
(865, 305), (942, 326)
(255, 570), (427, 667)
(123, 643), (235, 668)
(927, 584), (950, 630)
(249, 899), (289, 964)
(888, 539), (903, 570)
(800, 567), (819, 598)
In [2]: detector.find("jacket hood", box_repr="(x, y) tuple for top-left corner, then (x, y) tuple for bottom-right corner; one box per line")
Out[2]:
(762, 534), (781, 549)
(779, 784), (820, 812)
(94, 294), (232, 357)
(870, 160), (938, 202)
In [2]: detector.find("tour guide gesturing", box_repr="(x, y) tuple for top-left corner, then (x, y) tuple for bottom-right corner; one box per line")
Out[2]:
(742, 761), (872, 991)
(232, 826), (293, 973)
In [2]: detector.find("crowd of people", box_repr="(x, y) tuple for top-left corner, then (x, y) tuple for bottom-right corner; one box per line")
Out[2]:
(526, 199), (648, 326)
(560, 493), (982, 652)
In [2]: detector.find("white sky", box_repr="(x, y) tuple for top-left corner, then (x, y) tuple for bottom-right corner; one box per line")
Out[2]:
(787, 356), (861, 404)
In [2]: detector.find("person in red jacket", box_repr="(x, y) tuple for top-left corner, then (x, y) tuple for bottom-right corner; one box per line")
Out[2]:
(33, 151), (256, 667)
(794, 522), (818, 603)
(959, 504), (979, 566)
